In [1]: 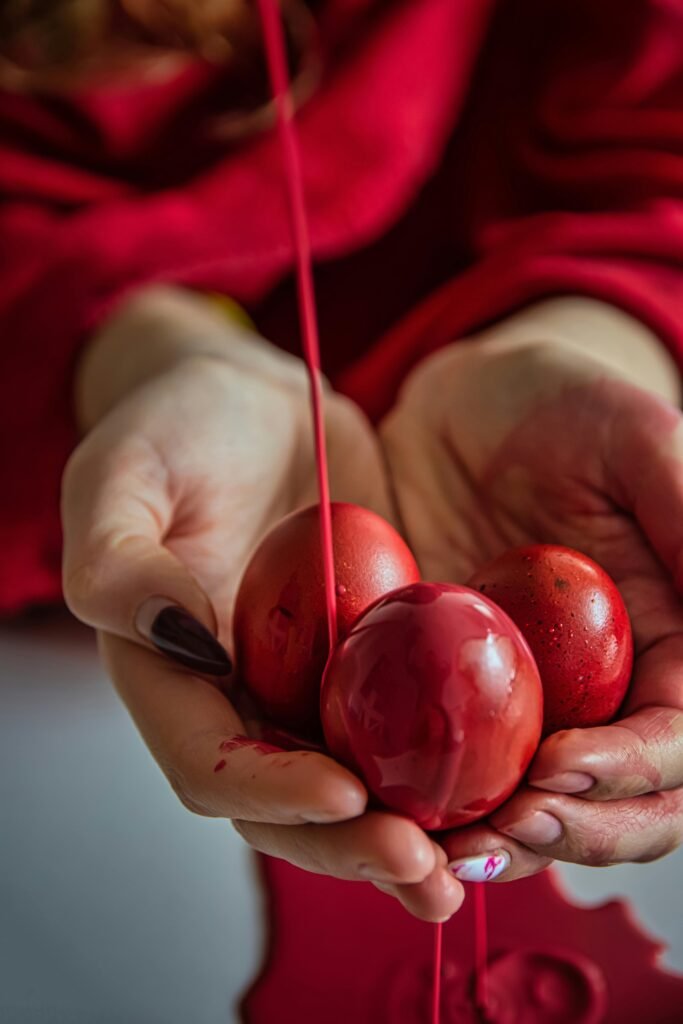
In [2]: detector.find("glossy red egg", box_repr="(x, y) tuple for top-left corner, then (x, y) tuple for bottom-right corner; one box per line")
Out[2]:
(321, 582), (543, 830)
(467, 545), (633, 735)
(234, 502), (420, 732)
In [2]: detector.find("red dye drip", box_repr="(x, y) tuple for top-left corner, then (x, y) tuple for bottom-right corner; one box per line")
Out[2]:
(474, 883), (489, 1015)
(257, 4), (440, 1021)
(256, 0), (338, 651)
(432, 921), (443, 1024)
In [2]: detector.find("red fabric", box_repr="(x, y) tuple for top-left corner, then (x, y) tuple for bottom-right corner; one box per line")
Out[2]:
(1, 0), (683, 613)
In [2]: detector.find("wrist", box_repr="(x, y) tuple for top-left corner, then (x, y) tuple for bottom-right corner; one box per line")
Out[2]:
(74, 285), (308, 432)
(462, 297), (681, 404)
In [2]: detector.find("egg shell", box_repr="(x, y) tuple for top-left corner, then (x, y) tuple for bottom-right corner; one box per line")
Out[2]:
(321, 581), (543, 830)
(468, 544), (633, 735)
(234, 502), (420, 733)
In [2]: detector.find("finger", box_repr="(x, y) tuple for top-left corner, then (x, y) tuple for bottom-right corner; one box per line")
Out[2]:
(612, 399), (683, 591)
(62, 436), (230, 674)
(530, 707), (683, 801)
(529, 632), (683, 801)
(324, 394), (397, 524)
(233, 812), (437, 889)
(373, 844), (465, 923)
(491, 787), (683, 866)
(439, 824), (553, 883)
(623, 632), (683, 718)
(101, 634), (366, 824)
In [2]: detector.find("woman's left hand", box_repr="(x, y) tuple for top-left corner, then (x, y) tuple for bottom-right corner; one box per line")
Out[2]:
(380, 298), (683, 884)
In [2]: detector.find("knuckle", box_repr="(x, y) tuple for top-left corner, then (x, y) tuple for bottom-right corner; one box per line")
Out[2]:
(590, 779), (642, 801)
(641, 791), (683, 860)
(581, 791), (683, 866)
(62, 539), (127, 624)
(634, 796), (683, 862)
(233, 820), (330, 873)
(572, 829), (618, 867)
(62, 558), (105, 622)
(170, 773), (214, 818)
(281, 829), (329, 874)
(61, 443), (89, 499)
(565, 811), (620, 866)
(635, 831), (680, 863)
(62, 535), (133, 624)
(232, 819), (251, 841)
(160, 753), (216, 819)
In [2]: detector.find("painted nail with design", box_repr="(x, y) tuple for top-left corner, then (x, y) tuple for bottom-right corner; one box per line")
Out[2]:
(448, 849), (510, 883)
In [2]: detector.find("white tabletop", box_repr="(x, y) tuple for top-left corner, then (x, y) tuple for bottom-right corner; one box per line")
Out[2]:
(1, 615), (682, 1023)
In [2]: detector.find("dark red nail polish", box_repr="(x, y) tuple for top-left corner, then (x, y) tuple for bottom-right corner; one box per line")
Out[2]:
(149, 606), (233, 676)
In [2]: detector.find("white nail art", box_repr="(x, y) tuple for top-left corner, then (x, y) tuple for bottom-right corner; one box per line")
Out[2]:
(448, 849), (510, 883)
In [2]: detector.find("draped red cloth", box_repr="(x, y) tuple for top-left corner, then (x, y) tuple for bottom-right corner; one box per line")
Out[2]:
(2, 0), (683, 613)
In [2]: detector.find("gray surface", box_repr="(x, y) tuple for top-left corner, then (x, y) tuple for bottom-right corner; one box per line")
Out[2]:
(1, 616), (263, 1024)
(556, 858), (683, 973)
(1, 616), (682, 1024)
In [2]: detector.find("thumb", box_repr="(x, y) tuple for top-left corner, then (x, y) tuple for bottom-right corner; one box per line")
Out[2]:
(61, 440), (232, 676)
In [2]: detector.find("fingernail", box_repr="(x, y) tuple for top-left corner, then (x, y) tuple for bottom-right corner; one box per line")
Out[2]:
(303, 809), (348, 824)
(531, 771), (594, 794)
(502, 812), (563, 847)
(448, 849), (510, 883)
(136, 598), (232, 676)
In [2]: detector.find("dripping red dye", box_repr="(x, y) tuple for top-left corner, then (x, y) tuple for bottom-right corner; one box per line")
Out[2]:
(256, 0), (337, 652)
(432, 922), (443, 1024)
(255, 4), (457, 1022)
(474, 884), (489, 1014)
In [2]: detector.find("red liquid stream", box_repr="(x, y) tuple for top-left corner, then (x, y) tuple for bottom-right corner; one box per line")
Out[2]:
(256, 0), (338, 651)
(257, 3), (446, 1021)
(432, 922), (443, 1024)
(474, 884), (489, 1015)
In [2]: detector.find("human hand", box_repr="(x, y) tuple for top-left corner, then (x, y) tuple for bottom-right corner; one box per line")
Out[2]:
(381, 298), (683, 882)
(62, 286), (464, 922)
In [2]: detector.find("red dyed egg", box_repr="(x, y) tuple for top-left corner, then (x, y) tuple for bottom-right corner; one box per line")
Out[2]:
(234, 502), (420, 732)
(467, 545), (633, 735)
(320, 582), (543, 830)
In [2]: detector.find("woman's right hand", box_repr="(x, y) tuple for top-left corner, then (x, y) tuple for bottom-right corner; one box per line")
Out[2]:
(61, 286), (464, 923)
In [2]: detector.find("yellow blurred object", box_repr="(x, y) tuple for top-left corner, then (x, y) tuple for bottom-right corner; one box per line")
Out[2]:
(206, 293), (256, 331)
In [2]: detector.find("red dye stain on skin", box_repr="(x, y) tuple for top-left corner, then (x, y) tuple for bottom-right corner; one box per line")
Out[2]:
(213, 759), (227, 773)
(218, 736), (280, 756)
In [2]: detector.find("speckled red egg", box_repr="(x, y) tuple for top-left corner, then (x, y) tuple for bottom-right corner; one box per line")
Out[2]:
(468, 545), (633, 735)
(320, 582), (543, 830)
(234, 503), (420, 733)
